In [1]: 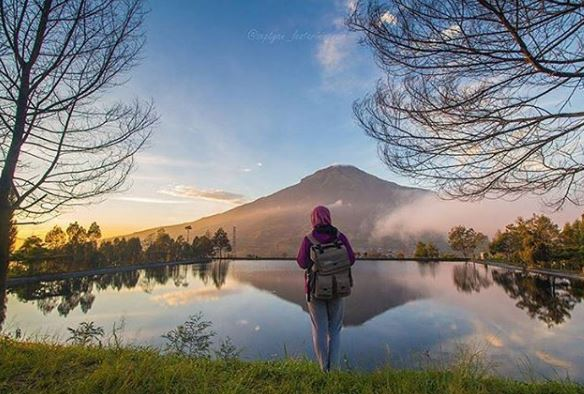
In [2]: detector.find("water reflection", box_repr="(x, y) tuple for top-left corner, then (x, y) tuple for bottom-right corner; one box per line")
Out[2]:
(492, 270), (584, 327)
(416, 261), (439, 278)
(7, 260), (584, 330)
(452, 263), (492, 293)
(232, 264), (427, 326)
(7, 261), (231, 318)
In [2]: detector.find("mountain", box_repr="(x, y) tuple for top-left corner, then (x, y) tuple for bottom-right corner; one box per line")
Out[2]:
(124, 165), (433, 256)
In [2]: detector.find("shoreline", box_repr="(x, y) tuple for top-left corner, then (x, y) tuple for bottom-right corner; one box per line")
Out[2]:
(7, 256), (584, 287)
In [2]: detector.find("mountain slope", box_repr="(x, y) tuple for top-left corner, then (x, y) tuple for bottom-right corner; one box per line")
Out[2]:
(125, 165), (432, 256)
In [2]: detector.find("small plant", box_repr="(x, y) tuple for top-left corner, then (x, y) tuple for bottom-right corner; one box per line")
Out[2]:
(215, 337), (241, 361)
(66, 321), (104, 347)
(162, 313), (216, 358)
(108, 318), (126, 350)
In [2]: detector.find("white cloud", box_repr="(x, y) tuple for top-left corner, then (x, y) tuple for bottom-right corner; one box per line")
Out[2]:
(136, 154), (201, 168)
(380, 11), (396, 25)
(330, 199), (344, 207)
(257, 162), (263, 167)
(159, 185), (247, 204)
(317, 33), (353, 72)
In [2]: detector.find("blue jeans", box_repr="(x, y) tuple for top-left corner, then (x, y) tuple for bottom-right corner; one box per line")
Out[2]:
(307, 297), (344, 371)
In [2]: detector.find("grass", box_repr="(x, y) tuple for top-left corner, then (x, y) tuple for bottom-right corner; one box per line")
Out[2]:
(1, 339), (583, 394)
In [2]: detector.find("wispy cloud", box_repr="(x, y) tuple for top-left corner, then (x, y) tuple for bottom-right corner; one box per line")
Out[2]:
(535, 350), (573, 370)
(317, 33), (353, 72)
(346, 0), (357, 13)
(159, 185), (247, 204)
(152, 285), (242, 306)
(137, 154), (202, 168)
(112, 196), (191, 204)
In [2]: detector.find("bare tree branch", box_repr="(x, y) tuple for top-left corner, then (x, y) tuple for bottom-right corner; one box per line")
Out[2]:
(349, 0), (584, 209)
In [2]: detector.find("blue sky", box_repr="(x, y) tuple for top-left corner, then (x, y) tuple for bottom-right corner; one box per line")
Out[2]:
(18, 0), (584, 242)
(22, 0), (406, 237)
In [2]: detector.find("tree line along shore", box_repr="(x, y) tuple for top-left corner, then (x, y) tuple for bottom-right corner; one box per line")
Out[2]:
(10, 210), (584, 278)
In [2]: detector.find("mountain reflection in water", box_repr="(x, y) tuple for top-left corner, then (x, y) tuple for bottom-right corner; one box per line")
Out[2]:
(4, 260), (584, 380)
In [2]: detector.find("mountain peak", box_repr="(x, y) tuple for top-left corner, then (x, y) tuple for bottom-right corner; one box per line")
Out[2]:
(301, 164), (373, 183)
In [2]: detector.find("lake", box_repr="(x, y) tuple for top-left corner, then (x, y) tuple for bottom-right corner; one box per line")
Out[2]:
(4, 260), (584, 381)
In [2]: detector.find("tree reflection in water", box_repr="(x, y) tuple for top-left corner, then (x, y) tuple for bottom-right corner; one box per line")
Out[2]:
(491, 270), (584, 327)
(417, 261), (439, 278)
(7, 261), (231, 318)
(6, 261), (584, 331)
(452, 263), (492, 293)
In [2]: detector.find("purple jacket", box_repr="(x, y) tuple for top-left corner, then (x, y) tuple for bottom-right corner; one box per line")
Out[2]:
(296, 230), (356, 293)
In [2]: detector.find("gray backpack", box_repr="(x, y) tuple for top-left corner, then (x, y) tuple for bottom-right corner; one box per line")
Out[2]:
(307, 232), (353, 301)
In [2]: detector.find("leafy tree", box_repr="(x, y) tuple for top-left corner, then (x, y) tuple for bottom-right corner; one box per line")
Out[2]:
(414, 242), (428, 258)
(426, 243), (440, 259)
(98, 240), (115, 265)
(558, 214), (584, 263)
(113, 238), (128, 264)
(126, 237), (143, 264)
(173, 235), (191, 260)
(145, 229), (174, 262)
(17, 236), (46, 260)
(212, 228), (231, 259)
(490, 228), (522, 262)
(518, 215), (560, 267)
(87, 223), (102, 243)
(65, 222), (89, 262)
(490, 214), (560, 267)
(45, 225), (67, 250)
(192, 235), (214, 258)
(66, 222), (88, 245)
(448, 226), (486, 258)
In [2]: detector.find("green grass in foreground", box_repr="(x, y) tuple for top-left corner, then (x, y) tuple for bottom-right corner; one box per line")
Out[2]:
(1, 340), (583, 394)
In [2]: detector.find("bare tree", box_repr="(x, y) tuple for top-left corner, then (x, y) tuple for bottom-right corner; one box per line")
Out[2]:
(0, 0), (156, 302)
(348, 1), (584, 208)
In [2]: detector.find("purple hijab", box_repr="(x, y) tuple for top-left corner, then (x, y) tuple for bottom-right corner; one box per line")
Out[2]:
(311, 205), (332, 227)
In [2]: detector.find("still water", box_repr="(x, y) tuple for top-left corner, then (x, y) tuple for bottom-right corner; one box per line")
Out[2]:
(5, 260), (584, 380)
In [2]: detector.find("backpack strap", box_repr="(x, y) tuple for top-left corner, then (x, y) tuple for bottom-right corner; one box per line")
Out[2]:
(306, 233), (324, 255)
(306, 233), (320, 246)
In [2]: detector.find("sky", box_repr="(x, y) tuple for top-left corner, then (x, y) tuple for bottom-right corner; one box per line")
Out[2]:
(16, 0), (584, 241)
(19, 0), (395, 240)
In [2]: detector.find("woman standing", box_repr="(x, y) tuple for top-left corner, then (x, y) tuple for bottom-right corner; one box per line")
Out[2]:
(296, 205), (356, 371)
